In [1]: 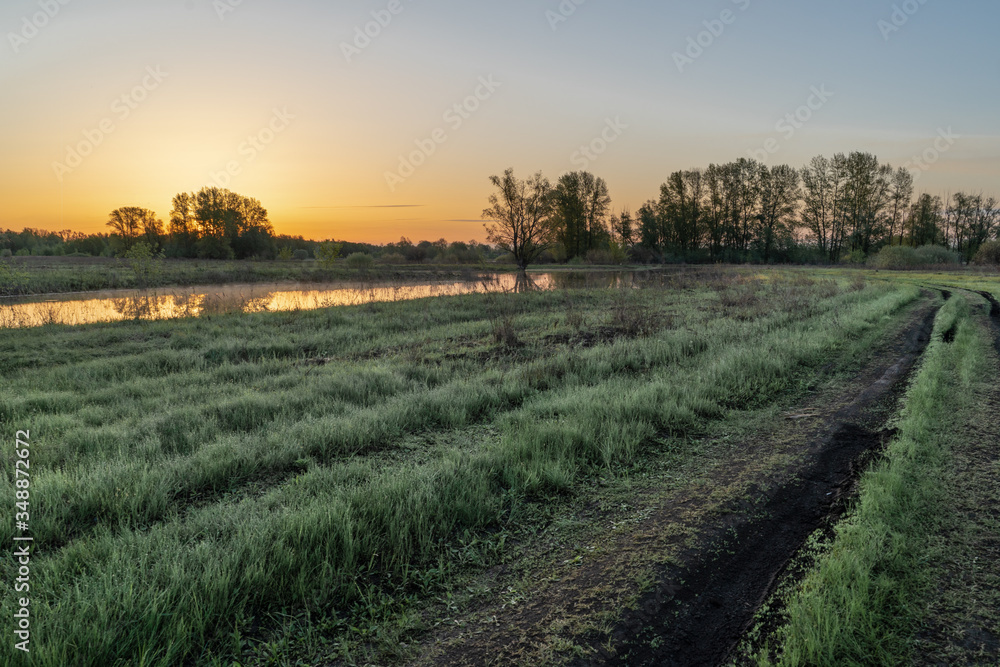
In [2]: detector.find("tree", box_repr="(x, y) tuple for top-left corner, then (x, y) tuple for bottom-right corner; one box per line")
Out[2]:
(550, 171), (612, 260)
(314, 240), (344, 268)
(610, 208), (634, 248)
(840, 152), (892, 255)
(801, 155), (843, 260)
(724, 158), (762, 258)
(107, 207), (161, 255)
(756, 164), (800, 262)
(636, 200), (665, 260)
(658, 170), (704, 256)
(169, 193), (198, 257)
(176, 187), (276, 259)
(886, 168), (914, 246)
(907, 194), (944, 247)
(703, 164), (728, 261)
(482, 168), (553, 270)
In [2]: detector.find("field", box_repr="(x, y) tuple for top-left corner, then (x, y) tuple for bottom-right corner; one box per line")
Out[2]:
(0, 256), (496, 297)
(1, 267), (998, 666)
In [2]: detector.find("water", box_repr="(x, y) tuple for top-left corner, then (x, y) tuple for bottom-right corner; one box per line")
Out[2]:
(0, 271), (648, 328)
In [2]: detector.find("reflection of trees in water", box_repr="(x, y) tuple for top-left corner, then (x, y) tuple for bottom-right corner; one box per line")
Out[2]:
(198, 290), (275, 315)
(171, 293), (205, 318)
(110, 293), (159, 321)
(547, 271), (635, 290)
(478, 272), (539, 295)
(513, 271), (538, 293)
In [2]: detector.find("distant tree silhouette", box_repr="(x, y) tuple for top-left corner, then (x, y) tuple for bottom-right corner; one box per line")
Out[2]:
(482, 168), (553, 270)
(168, 187), (275, 259)
(107, 207), (162, 255)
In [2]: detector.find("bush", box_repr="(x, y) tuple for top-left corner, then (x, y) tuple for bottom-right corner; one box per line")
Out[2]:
(914, 244), (959, 265)
(314, 241), (343, 268)
(869, 244), (959, 270)
(377, 252), (407, 265)
(277, 247), (293, 261)
(0, 249), (11, 258)
(585, 248), (615, 265)
(0, 260), (28, 295)
(973, 240), (1000, 266)
(345, 252), (374, 271)
(869, 245), (919, 269)
(124, 241), (163, 287)
(292, 249), (310, 261)
(842, 249), (867, 265)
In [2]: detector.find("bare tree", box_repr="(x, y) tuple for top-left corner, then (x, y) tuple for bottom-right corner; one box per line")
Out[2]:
(482, 168), (553, 270)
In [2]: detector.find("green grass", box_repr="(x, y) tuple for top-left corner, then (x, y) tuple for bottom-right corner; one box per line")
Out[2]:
(758, 288), (999, 666)
(0, 269), (929, 665)
(0, 255), (501, 296)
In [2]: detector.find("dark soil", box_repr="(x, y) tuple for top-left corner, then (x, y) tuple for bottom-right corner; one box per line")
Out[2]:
(573, 303), (939, 667)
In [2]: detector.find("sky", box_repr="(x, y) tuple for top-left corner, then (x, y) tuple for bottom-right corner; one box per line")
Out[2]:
(1, 0), (998, 243)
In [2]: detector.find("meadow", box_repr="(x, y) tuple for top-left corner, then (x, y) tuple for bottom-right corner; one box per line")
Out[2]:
(1, 267), (997, 666)
(0, 256), (492, 297)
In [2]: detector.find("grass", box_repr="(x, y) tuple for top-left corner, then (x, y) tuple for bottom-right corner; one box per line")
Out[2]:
(755, 286), (1000, 666)
(0, 255), (501, 297)
(0, 268), (945, 665)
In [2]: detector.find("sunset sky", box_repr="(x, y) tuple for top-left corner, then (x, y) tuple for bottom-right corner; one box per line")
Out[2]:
(1, 0), (998, 243)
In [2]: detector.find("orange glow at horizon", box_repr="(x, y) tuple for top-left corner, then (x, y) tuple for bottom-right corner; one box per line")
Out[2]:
(2, 4), (998, 246)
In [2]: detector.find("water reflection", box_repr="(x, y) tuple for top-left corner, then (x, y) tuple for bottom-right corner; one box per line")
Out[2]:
(0, 271), (658, 329)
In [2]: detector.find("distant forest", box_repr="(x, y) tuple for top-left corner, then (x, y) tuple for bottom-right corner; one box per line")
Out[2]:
(3, 152), (999, 267)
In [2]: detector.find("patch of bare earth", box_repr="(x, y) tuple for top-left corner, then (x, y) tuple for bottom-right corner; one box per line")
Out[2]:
(407, 297), (939, 667)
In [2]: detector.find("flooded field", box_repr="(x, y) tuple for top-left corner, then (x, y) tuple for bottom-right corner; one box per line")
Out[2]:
(0, 271), (646, 328)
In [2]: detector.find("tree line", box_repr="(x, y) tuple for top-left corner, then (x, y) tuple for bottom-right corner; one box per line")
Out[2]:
(483, 153), (1000, 268)
(1, 185), (501, 264)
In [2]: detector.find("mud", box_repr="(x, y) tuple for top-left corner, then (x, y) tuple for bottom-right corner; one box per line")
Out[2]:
(575, 302), (939, 666)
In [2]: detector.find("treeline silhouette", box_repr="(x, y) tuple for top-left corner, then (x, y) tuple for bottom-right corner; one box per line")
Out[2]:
(483, 152), (999, 267)
(2, 187), (500, 264)
(5, 161), (999, 267)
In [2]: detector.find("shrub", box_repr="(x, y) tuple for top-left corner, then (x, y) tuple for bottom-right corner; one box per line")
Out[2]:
(292, 249), (310, 261)
(314, 241), (343, 268)
(0, 260), (28, 295)
(869, 244), (960, 270)
(914, 244), (959, 265)
(377, 252), (407, 265)
(842, 249), (867, 265)
(345, 252), (374, 271)
(277, 247), (293, 261)
(869, 245), (919, 269)
(0, 249), (11, 258)
(585, 249), (615, 265)
(123, 241), (163, 287)
(973, 240), (1000, 266)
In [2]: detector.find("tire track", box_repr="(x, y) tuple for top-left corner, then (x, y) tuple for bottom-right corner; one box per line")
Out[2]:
(584, 298), (940, 667)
